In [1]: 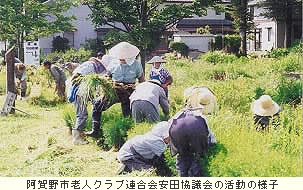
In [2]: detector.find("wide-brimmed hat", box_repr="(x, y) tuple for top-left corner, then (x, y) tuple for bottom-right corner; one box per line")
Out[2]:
(146, 56), (166, 64)
(184, 86), (217, 114)
(109, 42), (140, 59)
(251, 95), (280, 116)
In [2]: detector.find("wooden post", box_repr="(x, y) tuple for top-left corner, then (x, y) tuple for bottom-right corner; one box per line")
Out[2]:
(5, 47), (16, 114)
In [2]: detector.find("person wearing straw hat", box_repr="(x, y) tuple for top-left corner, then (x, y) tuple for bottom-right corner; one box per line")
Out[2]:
(69, 57), (107, 145)
(184, 86), (217, 115)
(167, 86), (217, 177)
(88, 42), (145, 139)
(129, 79), (170, 123)
(251, 95), (281, 130)
(117, 121), (171, 175)
(147, 56), (172, 97)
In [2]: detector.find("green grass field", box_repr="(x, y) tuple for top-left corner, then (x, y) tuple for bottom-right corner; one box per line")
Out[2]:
(0, 52), (302, 177)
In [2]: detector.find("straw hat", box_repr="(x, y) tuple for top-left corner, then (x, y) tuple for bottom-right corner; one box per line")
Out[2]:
(251, 95), (280, 116)
(184, 86), (217, 114)
(146, 56), (166, 64)
(148, 79), (161, 86)
(109, 42), (140, 59)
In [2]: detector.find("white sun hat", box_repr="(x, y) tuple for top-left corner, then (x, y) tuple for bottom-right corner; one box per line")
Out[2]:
(149, 79), (162, 86)
(146, 56), (166, 64)
(251, 95), (280, 116)
(109, 42), (140, 59)
(184, 86), (217, 114)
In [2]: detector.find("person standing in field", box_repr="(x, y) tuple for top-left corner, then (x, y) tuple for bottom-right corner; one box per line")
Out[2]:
(87, 42), (145, 141)
(14, 58), (27, 98)
(147, 56), (173, 98)
(69, 57), (107, 145)
(42, 60), (67, 100)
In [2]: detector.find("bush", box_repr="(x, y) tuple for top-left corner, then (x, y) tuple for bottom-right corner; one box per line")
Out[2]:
(52, 36), (70, 52)
(212, 34), (241, 54)
(273, 53), (301, 73)
(289, 40), (303, 54)
(43, 48), (92, 64)
(169, 42), (189, 57)
(268, 48), (289, 58)
(272, 77), (302, 105)
(203, 51), (237, 64)
(82, 38), (105, 57)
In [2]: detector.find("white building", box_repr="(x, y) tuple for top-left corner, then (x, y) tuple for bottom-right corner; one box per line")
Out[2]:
(247, 0), (302, 51)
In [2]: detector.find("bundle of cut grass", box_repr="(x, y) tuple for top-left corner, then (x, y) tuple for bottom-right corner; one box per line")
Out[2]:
(76, 74), (117, 109)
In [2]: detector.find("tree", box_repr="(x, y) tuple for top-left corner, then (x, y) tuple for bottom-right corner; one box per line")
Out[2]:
(226, 0), (251, 56)
(0, 0), (76, 59)
(258, 0), (302, 48)
(82, 0), (217, 73)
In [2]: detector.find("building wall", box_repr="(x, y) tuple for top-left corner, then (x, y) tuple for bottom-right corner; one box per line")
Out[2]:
(173, 34), (214, 52)
(39, 5), (97, 55)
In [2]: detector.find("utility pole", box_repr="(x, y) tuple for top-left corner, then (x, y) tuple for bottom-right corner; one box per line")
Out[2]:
(5, 47), (16, 114)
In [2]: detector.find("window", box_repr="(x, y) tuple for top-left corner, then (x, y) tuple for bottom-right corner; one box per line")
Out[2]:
(267, 27), (272, 42)
(63, 32), (74, 47)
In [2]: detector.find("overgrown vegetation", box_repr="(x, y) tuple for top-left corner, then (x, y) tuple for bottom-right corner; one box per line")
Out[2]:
(0, 43), (302, 177)
(43, 48), (92, 64)
(169, 42), (189, 57)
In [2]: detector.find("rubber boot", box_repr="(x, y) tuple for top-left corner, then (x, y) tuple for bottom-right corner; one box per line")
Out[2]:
(72, 130), (88, 145)
(85, 121), (102, 138)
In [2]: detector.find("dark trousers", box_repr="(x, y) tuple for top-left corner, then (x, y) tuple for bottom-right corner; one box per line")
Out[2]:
(92, 85), (135, 124)
(176, 154), (203, 177)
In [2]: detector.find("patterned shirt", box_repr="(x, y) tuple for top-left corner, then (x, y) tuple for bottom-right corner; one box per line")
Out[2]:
(73, 61), (106, 75)
(149, 68), (170, 84)
(108, 60), (143, 83)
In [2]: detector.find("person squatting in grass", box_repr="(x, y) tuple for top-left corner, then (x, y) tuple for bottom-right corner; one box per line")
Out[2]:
(42, 60), (67, 101)
(14, 58), (27, 99)
(129, 79), (170, 123)
(117, 121), (171, 175)
(251, 95), (281, 131)
(147, 56), (173, 98)
(168, 86), (217, 177)
(88, 42), (145, 141)
(69, 55), (107, 145)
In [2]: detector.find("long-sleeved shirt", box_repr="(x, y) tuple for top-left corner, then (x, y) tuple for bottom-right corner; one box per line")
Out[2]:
(73, 61), (106, 75)
(130, 81), (169, 115)
(50, 65), (67, 84)
(117, 121), (169, 161)
(108, 60), (143, 83)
